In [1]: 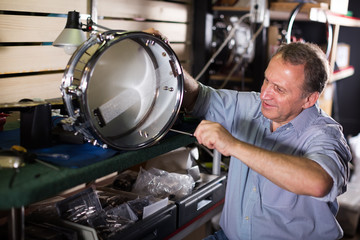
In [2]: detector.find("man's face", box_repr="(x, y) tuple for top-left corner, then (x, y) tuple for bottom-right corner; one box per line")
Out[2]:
(260, 54), (309, 130)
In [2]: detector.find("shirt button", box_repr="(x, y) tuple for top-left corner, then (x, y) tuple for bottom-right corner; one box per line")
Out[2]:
(253, 187), (256, 192)
(245, 216), (249, 221)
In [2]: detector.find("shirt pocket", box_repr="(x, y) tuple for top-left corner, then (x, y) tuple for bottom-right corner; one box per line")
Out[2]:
(261, 180), (298, 209)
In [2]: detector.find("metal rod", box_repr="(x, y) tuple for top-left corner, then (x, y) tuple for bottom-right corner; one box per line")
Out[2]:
(212, 150), (222, 176)
(169, 129), (194, 137)
(34, 159), (60, 171)
(9, 206), (24, 240)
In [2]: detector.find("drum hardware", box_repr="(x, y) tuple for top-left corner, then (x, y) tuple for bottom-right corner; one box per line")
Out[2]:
(61, 31), (184, 150)
(66, 85), (81, 96)
(146, 39), (156, 46)
(139, 130), (149, 138)
(163, 86), (174, 91)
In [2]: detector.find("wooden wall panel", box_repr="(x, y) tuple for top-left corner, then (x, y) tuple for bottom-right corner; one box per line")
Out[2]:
(171, 43), (190, 62)
(97, 19), (188, 43)
(0, 74), (63, 103)
(97, 0), (189, 23)
(0, 46), (70, 74)
(0, 15), (71, 43)
(0, 0), (88, 14)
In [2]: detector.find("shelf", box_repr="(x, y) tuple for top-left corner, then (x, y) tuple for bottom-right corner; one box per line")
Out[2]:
(209, 74), (252, 83)
(332, 66), (355, 82)
(309, 8), (360, 27)
(212, 6), (250, 12)
(270, 2), (327, 21)
(0, 133), (196, 210)
(270, 3), (360, 27)
(213, 3), (360, 27)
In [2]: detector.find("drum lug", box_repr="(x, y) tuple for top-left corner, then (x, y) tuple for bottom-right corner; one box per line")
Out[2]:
(97, 34), (105, 42)
(145, 39), (155, 46)
(97, 32), (115, 43)
(66, 86), (82, 96)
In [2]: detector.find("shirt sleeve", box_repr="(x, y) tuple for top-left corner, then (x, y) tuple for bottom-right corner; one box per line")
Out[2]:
(304, 123), (351, 202)
(192, 83), (260, 130)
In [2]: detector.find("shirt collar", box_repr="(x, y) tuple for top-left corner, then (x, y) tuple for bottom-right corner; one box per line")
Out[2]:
(290, 103), (320, 134)
(254, 103), (320, 134)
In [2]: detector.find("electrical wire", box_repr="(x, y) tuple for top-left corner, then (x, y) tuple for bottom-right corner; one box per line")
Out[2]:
(285, 2), (305, 44)
(195, 13), (252, 82)
(284, 1), (333, 59)
(217, 21), (264, 89)
(218, 58), (243, 89)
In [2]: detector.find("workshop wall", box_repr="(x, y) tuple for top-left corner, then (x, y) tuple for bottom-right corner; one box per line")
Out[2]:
(0, 0), (193, 103)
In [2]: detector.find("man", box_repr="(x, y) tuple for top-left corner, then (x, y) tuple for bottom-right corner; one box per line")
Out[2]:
(182, 42), (351, 239)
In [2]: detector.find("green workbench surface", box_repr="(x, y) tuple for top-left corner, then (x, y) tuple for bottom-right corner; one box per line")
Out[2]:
(0, 133), (195, 210)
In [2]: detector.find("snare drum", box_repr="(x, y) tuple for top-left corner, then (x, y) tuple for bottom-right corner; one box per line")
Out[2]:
(61, 31), (184, 150)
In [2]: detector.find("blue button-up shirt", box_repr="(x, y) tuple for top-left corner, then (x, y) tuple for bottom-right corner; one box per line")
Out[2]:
(192, 84), (351, 240)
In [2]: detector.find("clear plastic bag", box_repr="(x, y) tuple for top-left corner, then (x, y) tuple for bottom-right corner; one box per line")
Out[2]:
(132, 167), (195, 200)
(56, 188), (102, 225)
(89, 203), (138, 239)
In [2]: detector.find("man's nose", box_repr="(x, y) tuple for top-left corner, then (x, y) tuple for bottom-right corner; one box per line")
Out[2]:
(260, 84), (272, 99)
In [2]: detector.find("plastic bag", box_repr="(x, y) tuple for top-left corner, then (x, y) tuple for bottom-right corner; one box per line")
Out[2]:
(56, 188), (102, 225)
(132, 167), (195, 200)
(89, 203), (138, 239)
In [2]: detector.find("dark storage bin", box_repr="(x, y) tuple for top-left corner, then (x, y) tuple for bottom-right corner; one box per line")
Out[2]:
(110, 204), (177, 240)
(55, 187), (177, 240)
(176, 174), (226, 228)
(59, 203), (177, 240)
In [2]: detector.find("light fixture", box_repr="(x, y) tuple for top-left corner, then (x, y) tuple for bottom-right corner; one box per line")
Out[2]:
(53, 11), (87, 55)
(53, 11), (116, 55)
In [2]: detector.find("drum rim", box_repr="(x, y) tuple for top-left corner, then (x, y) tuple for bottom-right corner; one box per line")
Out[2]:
(61, 31), (184, 150)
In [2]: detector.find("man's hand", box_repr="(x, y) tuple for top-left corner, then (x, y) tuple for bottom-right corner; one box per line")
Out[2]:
(143, 28), (169, 44)
(194, 120), (333, 197)
(194, 120), (237, 156)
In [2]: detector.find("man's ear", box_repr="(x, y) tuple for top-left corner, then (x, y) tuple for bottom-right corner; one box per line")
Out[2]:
(303, 91), (319, 109)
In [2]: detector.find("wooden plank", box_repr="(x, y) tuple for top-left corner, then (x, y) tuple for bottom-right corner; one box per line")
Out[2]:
(0, 46), (70, 74)
(0, 14), (190, 43)
(0, 43), (189, 75)
(270, 2), (328, 14)
(98, 19), (189, 43)
(0, 15), (71, 42)
(0, 73), (63, 103)
(0, 0), (88, 15)
(97, 0), (189, 23)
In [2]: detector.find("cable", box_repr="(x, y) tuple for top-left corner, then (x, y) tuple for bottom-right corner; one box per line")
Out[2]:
(218, 21), (264, 89)
(285, 2), (305, 44)
(218, 58), (242, 89)
(195, 13), (252, 82)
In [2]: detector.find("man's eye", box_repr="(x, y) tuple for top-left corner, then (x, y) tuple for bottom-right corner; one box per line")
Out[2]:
(275, 86), (284, 93)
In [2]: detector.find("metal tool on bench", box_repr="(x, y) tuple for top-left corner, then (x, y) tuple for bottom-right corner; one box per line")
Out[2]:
(0, 145), (61, 188)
